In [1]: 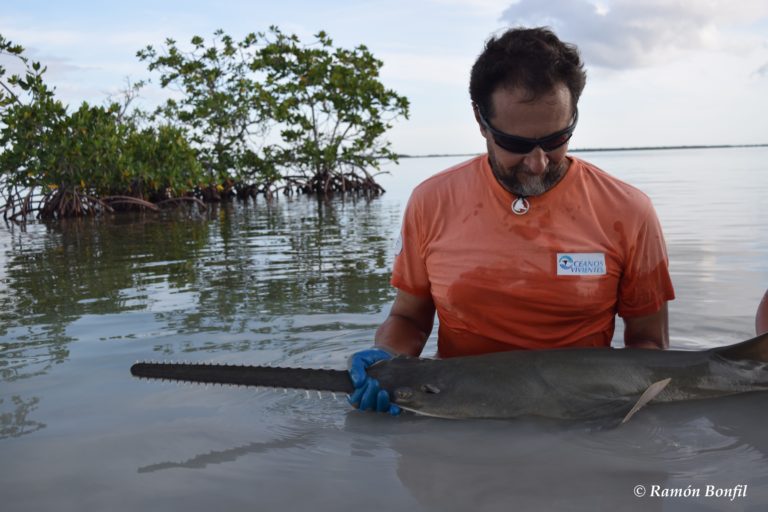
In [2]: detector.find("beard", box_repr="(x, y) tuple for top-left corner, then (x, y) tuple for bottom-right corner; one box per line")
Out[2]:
(487, 149), (568, 197)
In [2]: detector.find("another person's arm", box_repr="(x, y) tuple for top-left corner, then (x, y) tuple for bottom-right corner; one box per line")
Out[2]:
(624, 302), (669, 349)
(757, 290), (768, 336)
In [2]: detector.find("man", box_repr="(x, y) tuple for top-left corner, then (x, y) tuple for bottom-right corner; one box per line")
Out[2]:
(349, 27), (675, 415)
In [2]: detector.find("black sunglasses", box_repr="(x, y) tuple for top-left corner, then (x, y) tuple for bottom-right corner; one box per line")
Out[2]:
(476, 105), (578, 154)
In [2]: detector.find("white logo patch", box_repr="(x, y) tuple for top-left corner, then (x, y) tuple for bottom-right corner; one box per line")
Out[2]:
(556, 253), (606, 276)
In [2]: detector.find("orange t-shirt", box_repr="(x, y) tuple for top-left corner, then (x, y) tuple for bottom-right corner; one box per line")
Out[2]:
(391, 155), (675, 357)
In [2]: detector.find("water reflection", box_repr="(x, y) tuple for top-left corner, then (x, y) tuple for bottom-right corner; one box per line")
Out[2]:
(150, 198), (399, 357)
(1, 197), (398, 372)
(0, 196), (399, 438)
(0, 395), (46, 439)
(0, 212), (211, 381)
(137, 430), (315, 473)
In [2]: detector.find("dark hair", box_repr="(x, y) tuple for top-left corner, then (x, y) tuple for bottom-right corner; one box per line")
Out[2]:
(469, 27), (586, 118)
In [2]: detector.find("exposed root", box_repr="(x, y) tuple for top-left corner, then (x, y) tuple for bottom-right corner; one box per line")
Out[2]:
(38, 188), (110, 219)
(1, 167), (386, 223)
(245, 169), (385, 200)
(155, 196), (207, 212)
(101, 195), (161, 212)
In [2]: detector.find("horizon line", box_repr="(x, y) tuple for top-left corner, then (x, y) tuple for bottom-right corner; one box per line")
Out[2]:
(397, 143), (768, 159)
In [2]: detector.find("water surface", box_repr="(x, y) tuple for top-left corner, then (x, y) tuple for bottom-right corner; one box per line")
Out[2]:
(1, 147), (767, 511)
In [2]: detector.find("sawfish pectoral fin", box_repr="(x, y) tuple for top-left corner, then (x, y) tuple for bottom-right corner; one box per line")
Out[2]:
(620, 378), (672, 424)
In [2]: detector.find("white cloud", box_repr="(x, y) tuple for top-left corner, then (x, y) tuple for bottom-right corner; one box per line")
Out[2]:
(0, 44), (83, 82)
(500, 0), (768, 69)
(0, 52), (26, 77)
(379, 52), (474, 86)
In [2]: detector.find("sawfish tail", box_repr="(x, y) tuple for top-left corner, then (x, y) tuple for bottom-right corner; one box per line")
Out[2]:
(130, 362), (354, 394)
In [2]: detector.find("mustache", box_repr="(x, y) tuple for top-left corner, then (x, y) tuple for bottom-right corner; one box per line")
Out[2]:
(508, 161), (562, 175)
(510, 163), (533, 174)
(490, 156), (567, 197)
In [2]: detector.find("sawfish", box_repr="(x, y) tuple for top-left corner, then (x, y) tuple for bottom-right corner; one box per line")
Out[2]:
(130, 332), (768, 422)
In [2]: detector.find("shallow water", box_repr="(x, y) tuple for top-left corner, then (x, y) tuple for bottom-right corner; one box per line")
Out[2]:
(1, 147), (767, 511)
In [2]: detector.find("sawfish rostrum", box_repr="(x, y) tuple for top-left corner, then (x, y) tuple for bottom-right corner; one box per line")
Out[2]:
(131, 332), (768, 421)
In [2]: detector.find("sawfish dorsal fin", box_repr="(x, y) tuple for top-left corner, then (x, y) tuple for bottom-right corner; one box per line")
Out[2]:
(712, 332), (768, 362)
(621, 378), (672, 424)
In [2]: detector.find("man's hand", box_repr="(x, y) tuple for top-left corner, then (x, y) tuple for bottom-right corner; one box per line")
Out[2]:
(347, 348), (401, 415)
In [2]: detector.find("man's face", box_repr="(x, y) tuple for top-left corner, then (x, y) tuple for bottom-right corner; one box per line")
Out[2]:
(477, 84), (573, 197)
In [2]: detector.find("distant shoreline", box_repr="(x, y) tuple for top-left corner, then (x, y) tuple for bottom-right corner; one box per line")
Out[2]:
(397, 143), (768, 159)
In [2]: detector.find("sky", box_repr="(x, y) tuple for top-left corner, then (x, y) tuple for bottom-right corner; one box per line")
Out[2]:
(2, 0), (767, 156)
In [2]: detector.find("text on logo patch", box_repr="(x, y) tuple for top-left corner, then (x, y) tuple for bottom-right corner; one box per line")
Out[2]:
(556, 253), (606, 276)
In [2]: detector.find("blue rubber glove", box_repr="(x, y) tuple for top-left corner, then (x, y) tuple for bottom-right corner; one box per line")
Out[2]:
(347, 348), (401, 415)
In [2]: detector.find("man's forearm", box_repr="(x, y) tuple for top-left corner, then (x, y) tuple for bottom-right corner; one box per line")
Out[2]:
(374, 314), (431, 357)
(623, 303), (669, 349)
